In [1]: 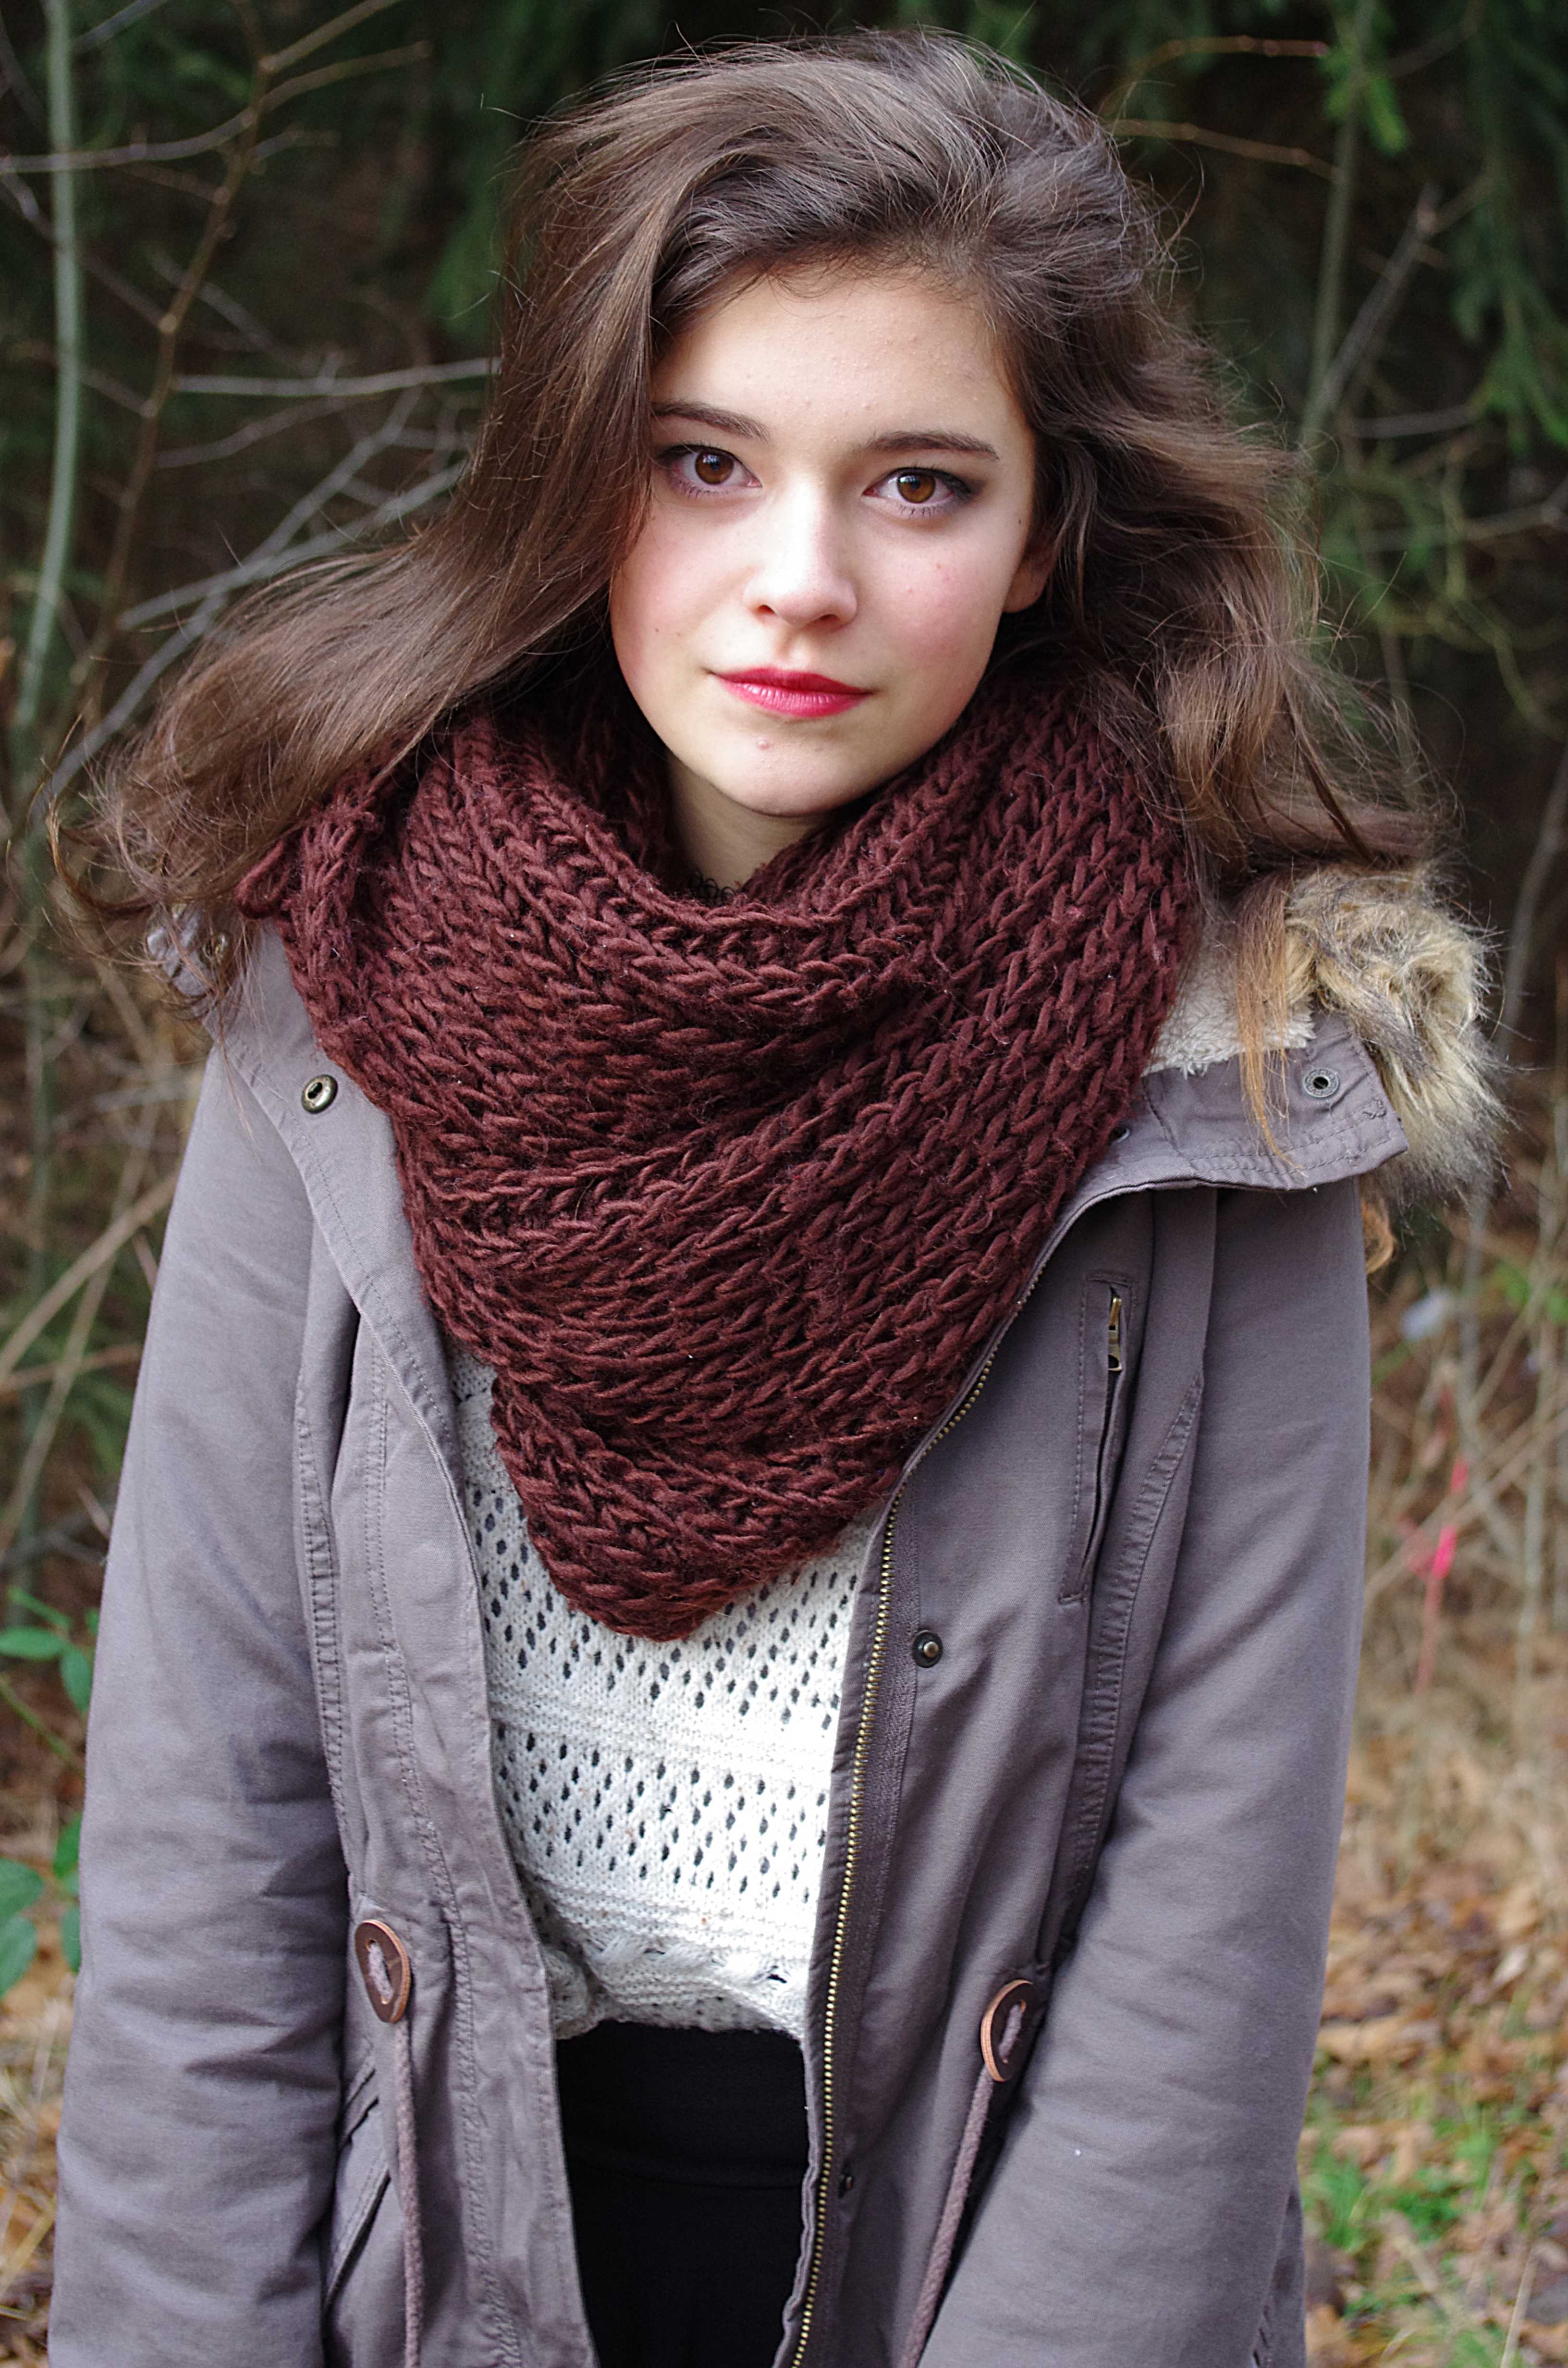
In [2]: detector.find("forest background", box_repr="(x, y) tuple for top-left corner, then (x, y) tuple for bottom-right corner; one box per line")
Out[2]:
(2, 0), (1568, 2357)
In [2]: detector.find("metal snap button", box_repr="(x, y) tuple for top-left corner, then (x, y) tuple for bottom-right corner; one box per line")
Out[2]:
(302, 1073), (338, 1114)
(1301, 1065), (1342, 1103)
(912, 1629), (943, 1668)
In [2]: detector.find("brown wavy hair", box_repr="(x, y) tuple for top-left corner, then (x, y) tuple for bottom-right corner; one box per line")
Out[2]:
(70, 27), (1426, 1026)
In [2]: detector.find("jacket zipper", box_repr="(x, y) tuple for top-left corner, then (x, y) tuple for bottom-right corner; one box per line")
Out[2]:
(793, 1275), (1130, 2363)
(1068, 1286), (1125, 1598)
(789, 1342), (1012, 2368)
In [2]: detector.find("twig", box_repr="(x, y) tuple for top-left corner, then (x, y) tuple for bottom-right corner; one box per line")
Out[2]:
(0, 1171), (176, 1387)
(3, 0), (411, 172)
(0, 1519), (101, 1578)
(0, 1344), (141, 1402)
(9, 0), (84, 772)
(0, 2198), (57, 2303)
(153, 394), (351, 468)
(1302, 0), (1378, 447)
(74, 0), (176, 52)
(8, 0), (84, 1563)
(0, 1678), (80, 1771)
(1349, 401), (1481, 439)
(1500, 2245), (1537, 2368)
(259, 0), (411, 78)
(1107, 119), (1335, 180)
(79, 8), (276, 724)
(1099, 36), (1328, 122)
(113, 455), (465, 629)
(1314, 183), (1440, 431)
(0, 1995), (66, 2292)
(1498, 732), (1568, 1051)
(0, 1129), (156, 1567)
(169, 358), (493, 400)
(44, 449), (463, 804)
(237, 389), (422, 560)
(0, 8), (46, 127)
(1367, 1390), (1568, 1603)
(1384, 2217), (1489, 2331)
(1357, 478), (1568, 551)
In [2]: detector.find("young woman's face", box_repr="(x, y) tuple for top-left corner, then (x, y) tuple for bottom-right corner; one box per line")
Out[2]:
(610, 267), (1048, 885)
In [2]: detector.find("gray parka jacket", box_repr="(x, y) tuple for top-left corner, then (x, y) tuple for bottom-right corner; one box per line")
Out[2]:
(50, 874), (1490, 2368)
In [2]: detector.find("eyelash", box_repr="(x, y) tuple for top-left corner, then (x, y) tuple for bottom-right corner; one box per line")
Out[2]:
(656, 444), (976, 515)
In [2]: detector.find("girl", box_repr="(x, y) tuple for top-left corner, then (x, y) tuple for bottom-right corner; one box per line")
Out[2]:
(52, 31), (1492, 2368)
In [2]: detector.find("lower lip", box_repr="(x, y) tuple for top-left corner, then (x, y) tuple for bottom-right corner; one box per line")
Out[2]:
(718, 676), (869, 718)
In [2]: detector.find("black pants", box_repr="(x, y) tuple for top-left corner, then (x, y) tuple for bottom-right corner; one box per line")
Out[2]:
(556, 2021), (809, 2368)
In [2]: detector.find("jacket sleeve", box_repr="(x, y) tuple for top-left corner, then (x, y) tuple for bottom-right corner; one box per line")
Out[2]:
(51, 1054), (348, 2368)
(922, 1177), (1369, 2368)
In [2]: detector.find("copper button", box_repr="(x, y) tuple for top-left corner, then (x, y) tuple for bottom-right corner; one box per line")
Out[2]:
(979, 1975), (1036, 2084)
(354, 1918), (413, 2025)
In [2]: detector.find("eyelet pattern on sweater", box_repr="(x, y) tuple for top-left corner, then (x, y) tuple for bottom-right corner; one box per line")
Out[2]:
(450, 1345), (881, 2038)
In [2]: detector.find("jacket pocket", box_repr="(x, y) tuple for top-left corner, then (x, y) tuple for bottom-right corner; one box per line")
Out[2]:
(324, 2087), (390, 2311)
(1060, 1277), (1130, 1604)
(324, 2095), (406, 2364)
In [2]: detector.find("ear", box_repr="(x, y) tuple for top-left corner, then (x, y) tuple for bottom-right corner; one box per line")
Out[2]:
(1002, 537), (1052, 613)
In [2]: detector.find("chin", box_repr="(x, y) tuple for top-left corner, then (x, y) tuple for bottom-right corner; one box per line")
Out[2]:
(714, 773), (870, 822)
(736, 746), (899, 809)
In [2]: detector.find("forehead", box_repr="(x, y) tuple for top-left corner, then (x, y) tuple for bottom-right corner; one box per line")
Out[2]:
(651, 266), (1026, 444)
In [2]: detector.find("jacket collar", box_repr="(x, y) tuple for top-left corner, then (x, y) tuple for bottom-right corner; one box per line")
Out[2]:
(218, 930), (1407, 1487)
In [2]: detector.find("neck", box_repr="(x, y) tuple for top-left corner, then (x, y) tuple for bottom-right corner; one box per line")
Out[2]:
(665, 753), (823, 889)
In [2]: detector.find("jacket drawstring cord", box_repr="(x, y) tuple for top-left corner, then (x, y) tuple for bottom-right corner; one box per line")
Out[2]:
(354, 1918), (425, 2368)
(896, 1977), (1038, 2368)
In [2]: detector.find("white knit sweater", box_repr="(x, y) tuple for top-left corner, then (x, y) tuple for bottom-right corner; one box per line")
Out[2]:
(448, 1345), (879, 2040)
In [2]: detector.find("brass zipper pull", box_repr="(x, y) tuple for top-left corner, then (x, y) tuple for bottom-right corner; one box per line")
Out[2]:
(1107, 1291), (1124, 1373)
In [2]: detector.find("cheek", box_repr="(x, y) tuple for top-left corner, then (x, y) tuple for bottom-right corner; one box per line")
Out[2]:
(884, 551), (1012, 679)
(610, 523), (706, 678)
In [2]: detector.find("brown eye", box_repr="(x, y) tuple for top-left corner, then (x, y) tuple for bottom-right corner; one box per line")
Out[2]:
(894, 469), (941, 505)
(693, 449), (733, 485)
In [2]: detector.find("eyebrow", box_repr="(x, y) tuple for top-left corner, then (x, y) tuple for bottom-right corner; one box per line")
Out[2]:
(651, 399), (1000, 462)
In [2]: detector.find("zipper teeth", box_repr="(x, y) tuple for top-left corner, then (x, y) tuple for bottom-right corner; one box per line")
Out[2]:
(790, 1346), (1005, 2367)
(790, 1494), (897, 2367)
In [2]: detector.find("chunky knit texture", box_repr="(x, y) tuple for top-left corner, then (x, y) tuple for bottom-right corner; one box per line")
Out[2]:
(243, 668), (1191, 1641)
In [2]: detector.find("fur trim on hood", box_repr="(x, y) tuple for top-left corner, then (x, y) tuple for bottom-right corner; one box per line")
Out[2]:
(1151, 866), (1501, 1208)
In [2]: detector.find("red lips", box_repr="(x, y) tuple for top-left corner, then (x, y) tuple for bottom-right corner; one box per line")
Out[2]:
(717, 667), (870, 718)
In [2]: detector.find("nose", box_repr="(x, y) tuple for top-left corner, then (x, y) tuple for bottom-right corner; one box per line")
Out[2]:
(743, 484), (858, 629)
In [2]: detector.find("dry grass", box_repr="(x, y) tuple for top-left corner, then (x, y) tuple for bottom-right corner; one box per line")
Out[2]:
(0, 1825), (73, 2363)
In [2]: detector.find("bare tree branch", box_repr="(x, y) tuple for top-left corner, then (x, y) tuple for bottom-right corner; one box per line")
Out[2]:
(154, 396), (359, 469)
(1108, 117), (1336, 180)
(119, 456), (463, 624)
(0, 1171), (176, 1389)
(10, 0), (84, 774)
(2, 0), (414, 172)
(1302, 0), (1378, 446)
(1313, 183), (1440, 433)
(45, 452), (464, 799)
(1498, 734), (1568, 1049)
(170, 358), (494, 400)
(1350, 400), (1482, 439)
(1100, 35), (1328, 121)
(74, 0), (176, 52)
(1357, 477), (1568, 552)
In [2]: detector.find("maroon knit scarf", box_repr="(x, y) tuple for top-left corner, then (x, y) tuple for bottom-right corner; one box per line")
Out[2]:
(242, 669), (1191, 1640)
